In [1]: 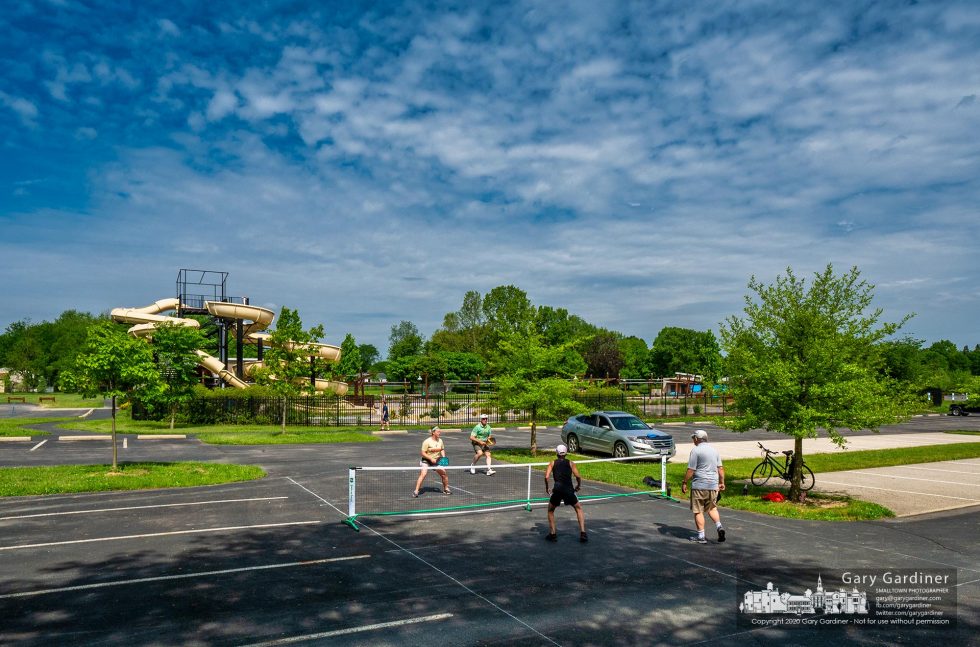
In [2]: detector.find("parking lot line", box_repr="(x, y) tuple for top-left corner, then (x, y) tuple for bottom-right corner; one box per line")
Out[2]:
(0, 554), (369, 599)
(0, 520), (323, 552)
(29, 439), (47, 451)
(0, 496), (289, 521)
(841, 471), (980, 486)
(817, 479), (980, 502)
(242, 613), (453, 646)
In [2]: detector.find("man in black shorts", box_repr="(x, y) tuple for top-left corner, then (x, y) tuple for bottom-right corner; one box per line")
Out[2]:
(544, 444), (587, 543)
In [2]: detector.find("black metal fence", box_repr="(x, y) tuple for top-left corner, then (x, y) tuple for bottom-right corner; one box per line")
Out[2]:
(133, 391), (731, 427)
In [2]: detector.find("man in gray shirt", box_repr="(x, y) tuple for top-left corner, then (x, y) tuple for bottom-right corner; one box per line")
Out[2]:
(680, 429), (726, 544)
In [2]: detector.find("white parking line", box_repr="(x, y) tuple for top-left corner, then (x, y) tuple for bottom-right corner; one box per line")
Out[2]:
(0, 555), (369, 599)
(817, 479), (980, 502)
(841, 471), (980, 486)
(896, 464), (980, 475)
(0, 520), (322, 551)
(29, 439), (47, 452)
(242, 613), (453, 646)
(0, 496), (289, 521)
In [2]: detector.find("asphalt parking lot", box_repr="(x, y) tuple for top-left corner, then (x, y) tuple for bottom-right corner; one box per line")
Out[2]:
(0, 409), (977, 645)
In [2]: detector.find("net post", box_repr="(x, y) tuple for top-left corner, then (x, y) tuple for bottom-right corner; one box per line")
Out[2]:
(524, 464), (532, 511)
(661, 453), (667, 496)
(344, 467), (360, 531)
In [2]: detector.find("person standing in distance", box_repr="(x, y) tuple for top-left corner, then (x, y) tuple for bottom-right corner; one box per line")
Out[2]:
(413, 426), (450, 497)
(681, 429), (726, 544)
(469, 413), (495, 475)
(544, 444), (587, 543)
(380, 397), (390, 431)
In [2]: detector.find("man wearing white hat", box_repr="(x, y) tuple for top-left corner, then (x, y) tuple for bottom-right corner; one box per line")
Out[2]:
(543, 444), (587, 543)
(681, 429), (726, 544)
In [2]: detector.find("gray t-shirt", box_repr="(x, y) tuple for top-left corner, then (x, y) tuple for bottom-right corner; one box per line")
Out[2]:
(687, 442), (722, 490)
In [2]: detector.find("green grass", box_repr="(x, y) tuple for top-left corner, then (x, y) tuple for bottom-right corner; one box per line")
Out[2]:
(58, 413), (379, 445)
(0, 462), (266, 496)
(947, 430), (980, 436)
(493, 442), (980, 521)
(0, 417), (78, 437)
(2, 392), (105, 407)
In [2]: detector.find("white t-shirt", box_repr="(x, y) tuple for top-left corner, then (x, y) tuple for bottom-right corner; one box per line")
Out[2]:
(688, 442), (722, 490)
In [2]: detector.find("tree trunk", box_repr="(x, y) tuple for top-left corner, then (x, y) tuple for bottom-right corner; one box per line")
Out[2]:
(789, 436), (804, 501)
(111, 394), (118, 471)
(170, 406), (176, 430)
(530, 420), (537, 456)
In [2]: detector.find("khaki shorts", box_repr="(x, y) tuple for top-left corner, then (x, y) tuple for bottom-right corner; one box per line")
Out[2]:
(690, 489), (718, 513)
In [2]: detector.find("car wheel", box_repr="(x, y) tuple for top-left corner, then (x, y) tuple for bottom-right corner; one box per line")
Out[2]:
(566, 434), (580, 453)
(613, 441), (629, 458)
(951, 406), (962, 416)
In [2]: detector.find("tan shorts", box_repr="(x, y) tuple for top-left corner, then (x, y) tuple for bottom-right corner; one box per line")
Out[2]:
(690, 489), (718, 513)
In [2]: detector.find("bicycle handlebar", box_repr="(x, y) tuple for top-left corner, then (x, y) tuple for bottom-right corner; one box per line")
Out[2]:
(757, 442), (776, 455)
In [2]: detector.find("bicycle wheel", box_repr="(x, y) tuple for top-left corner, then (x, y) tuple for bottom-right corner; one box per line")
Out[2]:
(801, 464), (816, 491)
(751, 461), (774, 486)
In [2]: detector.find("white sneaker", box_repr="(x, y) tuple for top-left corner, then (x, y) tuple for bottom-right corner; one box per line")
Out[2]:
(486, 468), (496, 476)
(470, 467), (476, 475)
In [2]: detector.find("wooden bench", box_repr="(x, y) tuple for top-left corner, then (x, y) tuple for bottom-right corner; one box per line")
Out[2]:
(6, 397), (26, 403)
(38, 396), (56, 403)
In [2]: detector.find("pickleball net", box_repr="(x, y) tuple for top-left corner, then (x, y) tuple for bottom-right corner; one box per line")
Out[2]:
(343, 455), (673, 530)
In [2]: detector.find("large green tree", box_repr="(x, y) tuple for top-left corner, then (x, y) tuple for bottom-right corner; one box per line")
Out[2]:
(720, 265), (913, 499)
(619, 336), (651, 380)
(649, 327), (722, 383)
(60, 321), (162, 469)
(496, 376), (587, 455)
(388, 320), (423, 362)
(580, 331), (624, 379)
(253, 307), (324, 432)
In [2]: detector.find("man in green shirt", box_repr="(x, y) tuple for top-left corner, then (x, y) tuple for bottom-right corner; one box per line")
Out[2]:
(469, 414), (496, 475)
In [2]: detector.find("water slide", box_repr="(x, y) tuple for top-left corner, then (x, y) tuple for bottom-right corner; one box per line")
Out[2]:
(111, 299), (347, 395)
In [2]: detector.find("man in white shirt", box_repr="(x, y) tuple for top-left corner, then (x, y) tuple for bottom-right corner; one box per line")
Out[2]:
(680, 429), (726, 544)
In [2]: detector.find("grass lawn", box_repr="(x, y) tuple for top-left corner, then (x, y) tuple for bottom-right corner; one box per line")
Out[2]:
(2, 392), (105, 407)
(58, 412), (379, 445)
(493, 442), (980, 521)
(0, 462), (266, 496)
(0, 417), (79, 437)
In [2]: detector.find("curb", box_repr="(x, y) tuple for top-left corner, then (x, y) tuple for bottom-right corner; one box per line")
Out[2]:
(0, 437), (32, 442)
(136, 435), (187, 440)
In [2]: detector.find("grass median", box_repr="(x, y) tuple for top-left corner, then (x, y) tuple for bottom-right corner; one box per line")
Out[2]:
(58, 413), (379, 445)
(2, 392), (105, 407)
(0, 417), (79, 437)
(0, 462), (266, 496)
(493, 441), (980, 521)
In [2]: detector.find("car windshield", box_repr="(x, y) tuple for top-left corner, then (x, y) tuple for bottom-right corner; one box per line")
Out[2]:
(610, 416), (649, 431)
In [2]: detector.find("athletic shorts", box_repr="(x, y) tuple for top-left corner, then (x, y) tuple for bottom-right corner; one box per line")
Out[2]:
(690, 489), (718, 513)
(550, 488), (578, 507)
(472, 440), (490, 452)
(419, 459), (438, 469)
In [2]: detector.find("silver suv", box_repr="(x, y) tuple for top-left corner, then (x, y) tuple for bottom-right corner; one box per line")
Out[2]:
(561, 411), (675, 459)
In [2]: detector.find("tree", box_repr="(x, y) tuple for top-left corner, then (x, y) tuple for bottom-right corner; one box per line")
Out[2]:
(720, 265), (913, 500)
(649, 327), (722, 383)
(482, 285), (534, 343)
(388, 320), (423, 362)
(334, 334), (362, 382)
(580, 331), (624, 379)
(60, 321), (162, 470)
(619, 336), (651, 380)
(150, 321), (207, 429)
(253, 307), (324, 432)
(357, 344), (379, 372)
(496, 376), (587, 455)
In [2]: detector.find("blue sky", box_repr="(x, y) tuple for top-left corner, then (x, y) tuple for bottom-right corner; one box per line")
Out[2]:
(2, 0), (979, 355)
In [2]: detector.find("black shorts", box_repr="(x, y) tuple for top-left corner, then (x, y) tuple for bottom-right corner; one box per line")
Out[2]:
(549, 487), (578, 507)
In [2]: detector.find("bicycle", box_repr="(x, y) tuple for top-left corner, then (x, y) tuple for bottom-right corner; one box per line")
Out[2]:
(750, 442), (815, 491)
